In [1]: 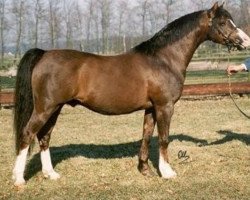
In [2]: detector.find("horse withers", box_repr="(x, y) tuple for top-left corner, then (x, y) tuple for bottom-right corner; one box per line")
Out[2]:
(12, 2), (250, 186)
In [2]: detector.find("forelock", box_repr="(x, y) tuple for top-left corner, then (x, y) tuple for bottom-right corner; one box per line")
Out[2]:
(215, 7), (233, 20)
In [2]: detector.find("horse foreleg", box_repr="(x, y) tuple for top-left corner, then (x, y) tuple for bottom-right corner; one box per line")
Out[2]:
(155, 103), (177, 178)
(138, 108), (156, 176)
(38, 107), (62, 180)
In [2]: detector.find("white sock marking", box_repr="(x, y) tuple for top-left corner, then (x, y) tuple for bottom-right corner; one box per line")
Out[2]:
(41, 148), (60, 180)
(12, 146), (29, 186)
(159, 154), (177, 179)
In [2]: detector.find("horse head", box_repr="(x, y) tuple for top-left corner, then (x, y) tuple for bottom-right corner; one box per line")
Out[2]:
(207, 2), (250, 51)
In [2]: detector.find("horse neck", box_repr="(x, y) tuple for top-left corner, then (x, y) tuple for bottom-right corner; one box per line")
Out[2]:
(157, 15), (209, 75)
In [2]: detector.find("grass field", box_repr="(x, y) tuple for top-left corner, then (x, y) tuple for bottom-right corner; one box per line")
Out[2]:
(0, 97), (249, 199)
(185, 70), (249, 84)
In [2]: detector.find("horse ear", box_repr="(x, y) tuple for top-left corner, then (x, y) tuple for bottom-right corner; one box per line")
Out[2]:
(211, 2), (219, 10)
(208, 2), (219, 19)
(220, 1), (225, 8)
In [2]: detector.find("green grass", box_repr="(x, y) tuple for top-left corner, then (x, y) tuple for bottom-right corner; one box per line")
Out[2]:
(185, 70), (249, 84)
(0, 57), (18, 71)
(192, 54), (250, 62)
(0, 97), (249, 199)
(0, 76), (16, 90)
(192, 46), (250, 62)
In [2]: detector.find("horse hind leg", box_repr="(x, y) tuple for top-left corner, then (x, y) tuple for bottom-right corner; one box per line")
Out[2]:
(138, 108), (156, 176)
(37, 106), (62, 180)
(40, 149), (60, 180)
(12, 146), (29, 186)
(12, 105), (60, 186)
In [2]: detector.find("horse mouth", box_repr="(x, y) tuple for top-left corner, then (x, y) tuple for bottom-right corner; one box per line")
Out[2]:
(225, 41), (246, 51)
(236, 44), (246, 51)
(233, 42), (246, 51)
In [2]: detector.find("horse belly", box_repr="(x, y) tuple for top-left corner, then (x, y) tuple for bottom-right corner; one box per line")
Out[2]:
(75, 59), (152, 115)
(80, 85), (151, 115)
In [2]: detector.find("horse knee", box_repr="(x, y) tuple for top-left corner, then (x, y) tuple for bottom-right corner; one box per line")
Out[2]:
(39, 137), (50, 151)
(20, 129), (35, 147)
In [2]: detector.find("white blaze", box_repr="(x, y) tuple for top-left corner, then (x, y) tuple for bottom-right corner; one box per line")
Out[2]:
(229, 20), (236, 28)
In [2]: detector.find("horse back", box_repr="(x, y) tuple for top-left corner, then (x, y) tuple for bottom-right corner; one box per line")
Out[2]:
(31, 49), (153, 114)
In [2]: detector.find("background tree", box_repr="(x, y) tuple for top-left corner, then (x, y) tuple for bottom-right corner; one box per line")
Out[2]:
(98, 0), (112, 53)
(33, 0), (45, 48)
(62, 0), (76, 49)
(0, 0), (6, 66)
(0, 0), (249, 61)
(12, 0), (26, 58)
(47, 0), (61, 48)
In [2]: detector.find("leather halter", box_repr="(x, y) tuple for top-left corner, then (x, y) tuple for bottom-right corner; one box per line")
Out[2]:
(216, 20), (239, 51)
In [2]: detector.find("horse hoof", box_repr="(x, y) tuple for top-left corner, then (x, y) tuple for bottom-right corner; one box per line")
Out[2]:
(43, 170), (60, 180)
(160, 163), (177, 179)
(161, 169), (177, 179)
(49, 171), (60, 180)
(14, 179), (26, 187)
(12, 173), (26, 187)
(159, 155), (177, 179)
(138, 164), (155, 177)
(141, 168), (155, 177)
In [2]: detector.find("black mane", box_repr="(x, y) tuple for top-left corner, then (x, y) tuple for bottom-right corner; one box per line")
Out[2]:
(133, 10), (204, 55)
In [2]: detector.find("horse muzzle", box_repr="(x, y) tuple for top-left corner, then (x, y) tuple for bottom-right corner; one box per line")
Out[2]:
(225, 28), (250, 51)
(234, 28), (250, 50)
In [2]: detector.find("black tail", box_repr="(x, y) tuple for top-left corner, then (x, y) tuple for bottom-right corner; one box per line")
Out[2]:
(14, 48), (45, 155)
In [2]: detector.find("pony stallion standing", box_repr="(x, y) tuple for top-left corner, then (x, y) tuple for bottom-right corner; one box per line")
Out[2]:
(13, 3), (250, 186)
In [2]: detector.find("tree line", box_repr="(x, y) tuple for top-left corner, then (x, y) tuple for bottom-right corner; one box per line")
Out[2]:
(0, 0), (249, 66)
